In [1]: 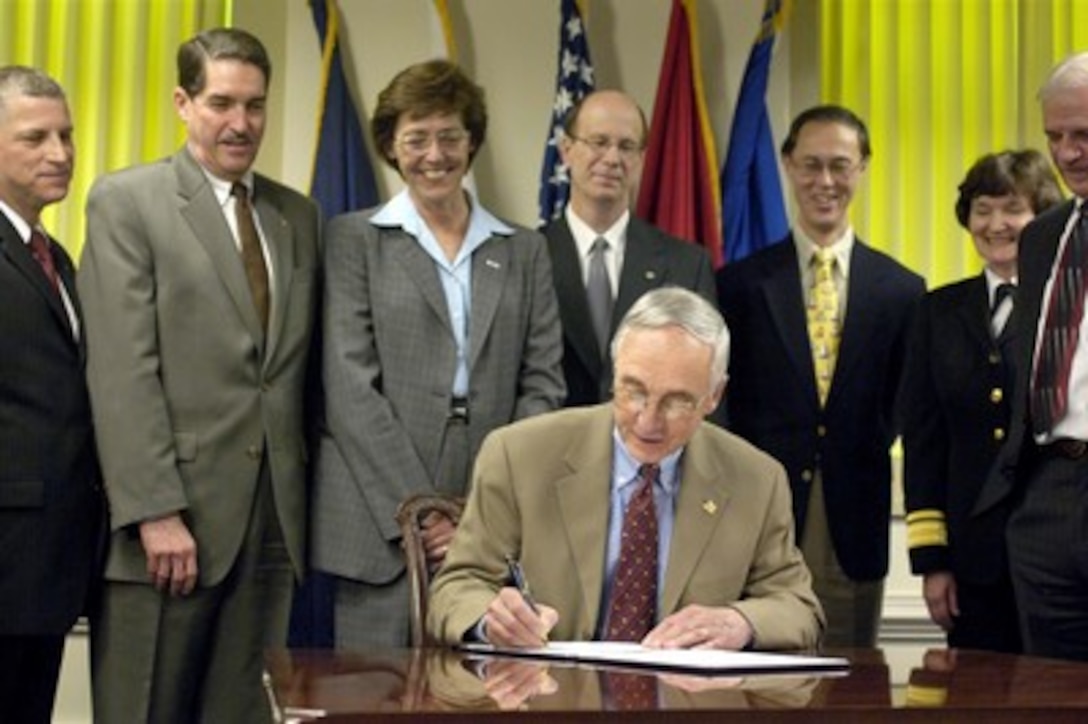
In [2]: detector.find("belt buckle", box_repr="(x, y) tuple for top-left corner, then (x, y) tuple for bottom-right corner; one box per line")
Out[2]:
(449, 397), (469, 422)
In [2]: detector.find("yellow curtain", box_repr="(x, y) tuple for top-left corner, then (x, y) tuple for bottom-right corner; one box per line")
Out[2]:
(0, 0), (229, 259)
(820, 0), (1088, 289)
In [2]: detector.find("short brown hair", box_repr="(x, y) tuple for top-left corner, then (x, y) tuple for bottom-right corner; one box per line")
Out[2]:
(177, 27), (271, 97)
(371, 59), (487, 170)
(955, 150), (1063, 228)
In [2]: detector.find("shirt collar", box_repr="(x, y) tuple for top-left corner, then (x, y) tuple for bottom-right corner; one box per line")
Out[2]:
(795, 225), (854, 278)
(983, 267), (1016, 303)
(610, 426), (683, 497)
(371, 188), (514, 243)
(0, 200), (33, 243)
(200, 168), (255, 208)
(565, 206), (629, 260)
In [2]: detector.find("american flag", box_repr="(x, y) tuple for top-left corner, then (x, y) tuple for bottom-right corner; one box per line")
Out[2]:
(536, 0), (595, 228)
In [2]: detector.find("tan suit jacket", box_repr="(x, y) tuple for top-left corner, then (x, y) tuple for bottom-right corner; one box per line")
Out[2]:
(79, 147), (320, 584)
(428, 404), (824, 649)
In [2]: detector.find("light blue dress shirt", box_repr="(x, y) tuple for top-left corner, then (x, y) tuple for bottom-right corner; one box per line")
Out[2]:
(371, 189), (514, 395)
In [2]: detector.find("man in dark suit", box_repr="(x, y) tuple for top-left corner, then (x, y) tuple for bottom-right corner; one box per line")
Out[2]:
(715, 105), (925, 647)
(975, 52), (1088, 662)
(0, 66), (102, 724)
(79, 29), (320, 721)
(542, 90), (716, 406)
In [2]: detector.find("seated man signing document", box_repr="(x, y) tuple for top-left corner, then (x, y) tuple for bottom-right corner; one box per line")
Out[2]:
(428, 287), (824, 650)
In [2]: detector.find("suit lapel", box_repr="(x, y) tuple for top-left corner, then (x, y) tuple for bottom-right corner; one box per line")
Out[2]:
(467, 234), (510, 369)
(614, 218), (665, 316)
(0, 216), (74, 343)
(390, 229), (453, 332)
(660, 427), (729, 616)
(253, 178), (296, 365)
(829, 242), (883, 407)
(175, 149), (266, 350)
(956, 275), (996, 351)
(555, 408), (615, 635)
(548, 219), (602, 375)
(758, 240), (816, 401)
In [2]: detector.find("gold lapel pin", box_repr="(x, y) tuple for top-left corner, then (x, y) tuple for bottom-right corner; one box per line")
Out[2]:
(702, 500), (718, 515)
(645, 270), (657, 281)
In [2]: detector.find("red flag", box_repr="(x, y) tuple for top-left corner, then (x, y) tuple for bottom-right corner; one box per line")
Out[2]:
(635, 0), (722, 268)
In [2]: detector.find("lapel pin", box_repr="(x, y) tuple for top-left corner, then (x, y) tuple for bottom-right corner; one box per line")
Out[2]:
(644, 270), (657, 281)
(485, 259), (501, 269)
(702, 500), (718, 515)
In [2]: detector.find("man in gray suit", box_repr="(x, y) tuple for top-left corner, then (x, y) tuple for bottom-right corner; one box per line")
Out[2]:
(79, 29), (319, 722)
(543, 90), (717, 406)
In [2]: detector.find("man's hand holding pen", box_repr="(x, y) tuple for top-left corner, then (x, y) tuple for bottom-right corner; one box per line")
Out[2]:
(482, 556), (557, 647)
(484, 588), (559, 647)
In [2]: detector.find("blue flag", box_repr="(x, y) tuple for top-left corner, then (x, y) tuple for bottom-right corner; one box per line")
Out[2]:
(536, 0), (595, 228)
(308, 0), (379, 219)
(721, 0), (789, 263)
(289, 0), (378, 649)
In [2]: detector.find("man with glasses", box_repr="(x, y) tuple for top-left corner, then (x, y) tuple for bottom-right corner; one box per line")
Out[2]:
(714, 105), (924, 647)
(542, 90), (716, 408)
(428, 287), (823, 650)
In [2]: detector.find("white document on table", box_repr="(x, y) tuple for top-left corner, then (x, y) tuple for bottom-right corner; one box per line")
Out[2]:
(459, 641), (849, 675)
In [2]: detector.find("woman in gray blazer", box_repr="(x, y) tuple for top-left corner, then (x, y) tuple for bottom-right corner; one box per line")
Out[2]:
(311, 59), (565, 649)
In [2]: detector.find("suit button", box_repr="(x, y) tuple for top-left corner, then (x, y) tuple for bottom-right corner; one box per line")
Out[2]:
(993, 428), (1006, 441)
(990, 388), (1003, 403)
(988, 351), (1001, 365)
(816, 425), (827, 437)
(801, 469), (813, 482)
(247, 445), (261, 460)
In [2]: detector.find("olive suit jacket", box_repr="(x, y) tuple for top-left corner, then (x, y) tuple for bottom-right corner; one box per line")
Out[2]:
(428, 404), (824, 650)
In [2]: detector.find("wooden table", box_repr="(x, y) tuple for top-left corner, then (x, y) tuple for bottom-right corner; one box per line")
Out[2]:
(264, 646), (1088, 722)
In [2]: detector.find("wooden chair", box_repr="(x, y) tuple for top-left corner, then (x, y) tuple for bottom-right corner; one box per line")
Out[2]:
(396, 493), (465, 647)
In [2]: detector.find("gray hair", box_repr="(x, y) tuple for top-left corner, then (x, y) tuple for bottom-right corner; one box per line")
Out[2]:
(611, 286), (730, 390)
(1039, 51), (1088, 104)
(0, 65), (65, 119)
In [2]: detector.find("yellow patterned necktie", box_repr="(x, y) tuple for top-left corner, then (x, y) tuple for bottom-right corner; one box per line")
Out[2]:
(807, 248), (840, 406)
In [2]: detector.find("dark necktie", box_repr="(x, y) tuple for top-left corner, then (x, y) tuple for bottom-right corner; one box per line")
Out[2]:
(991, 282), (1016, 338)
(232, 182), (270, 332)
(604, 464), (659, 642)
(29, 229), (59, 293)
(1031, 209), (1088, 434)
(587, 237), (613, 358)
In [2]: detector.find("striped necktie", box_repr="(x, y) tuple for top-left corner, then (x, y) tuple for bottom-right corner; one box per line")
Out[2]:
(1031, 209), (1088, 434)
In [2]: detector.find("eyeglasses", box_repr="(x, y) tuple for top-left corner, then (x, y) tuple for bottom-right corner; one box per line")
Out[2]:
(792, 157), (863, 182)
(570, 134), (644, 160)
(395, 128), (469, 154)
(613, 383), (706, 422)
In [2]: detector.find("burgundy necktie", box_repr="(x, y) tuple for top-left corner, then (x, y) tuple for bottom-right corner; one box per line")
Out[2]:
(232, 182), (270, 332)
(604, 464), (659, 642)
(1031, 209), (1088, 434)
(29, 229), (59, 292)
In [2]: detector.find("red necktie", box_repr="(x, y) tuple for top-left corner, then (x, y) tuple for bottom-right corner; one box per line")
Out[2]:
(29, 229), (59, 292)
(604, 464), (659, 642)
(1032, 209), (1087, 434)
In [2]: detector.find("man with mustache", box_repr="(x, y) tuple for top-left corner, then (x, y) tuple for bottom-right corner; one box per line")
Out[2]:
(79, 28), (320, 722)
(714, 105), (924, 647)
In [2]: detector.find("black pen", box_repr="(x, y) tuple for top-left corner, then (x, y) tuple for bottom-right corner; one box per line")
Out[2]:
(505, 554), (541, 614)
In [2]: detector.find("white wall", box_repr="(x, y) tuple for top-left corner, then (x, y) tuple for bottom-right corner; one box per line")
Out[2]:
(241, 0), (794, 228)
